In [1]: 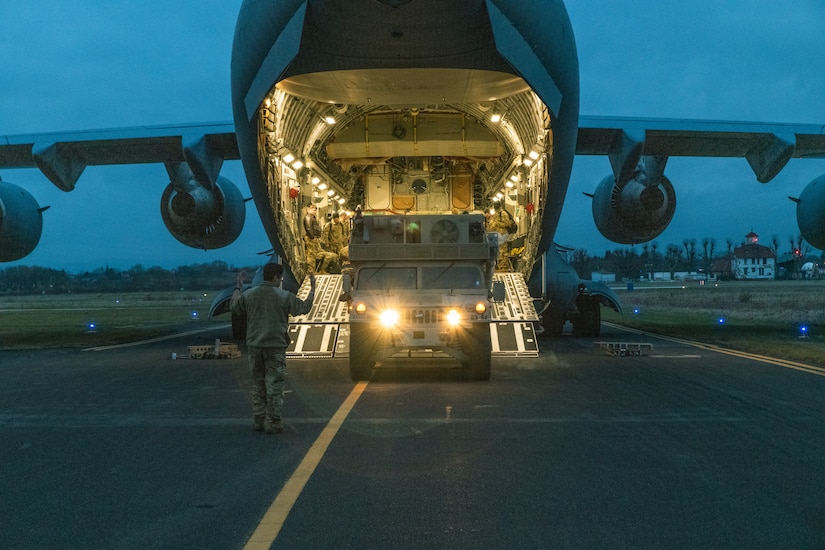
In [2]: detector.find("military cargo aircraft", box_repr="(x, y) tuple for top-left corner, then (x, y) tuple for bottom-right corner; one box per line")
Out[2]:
(1, 0), (824, 339)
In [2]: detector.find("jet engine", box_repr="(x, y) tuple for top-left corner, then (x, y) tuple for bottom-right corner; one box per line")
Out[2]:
(160, 175), (245, 249)
(591, 166), (676, 245)
(0, 180), (46, 262)
(792, 174), (825, 250)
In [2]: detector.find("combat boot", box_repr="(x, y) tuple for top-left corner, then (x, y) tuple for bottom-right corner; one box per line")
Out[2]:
(265, 420), (284, 434)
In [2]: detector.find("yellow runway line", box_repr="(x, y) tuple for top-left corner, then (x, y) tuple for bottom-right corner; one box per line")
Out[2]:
(604, 322), (825, 377)
(244, 381), (369, 549)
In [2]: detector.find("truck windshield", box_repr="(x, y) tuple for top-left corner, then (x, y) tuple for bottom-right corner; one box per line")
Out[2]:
(421, 266), (483, 289)
(357, 267), (418, 290)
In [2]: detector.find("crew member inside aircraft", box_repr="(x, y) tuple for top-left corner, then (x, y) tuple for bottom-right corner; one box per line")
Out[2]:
(486, 203), (518, 270)
(322, 211), (349, 262)
(303, 204), (337, 274)
(338, 211), (351, 260)
(230, 263), (315, 434)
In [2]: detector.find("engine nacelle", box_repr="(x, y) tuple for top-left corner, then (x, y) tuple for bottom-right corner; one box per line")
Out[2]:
(592, 172), (676, 244)
(794, 174), (825, 250)
(160, 175), (245, 249)
(0, 181), (45, 262)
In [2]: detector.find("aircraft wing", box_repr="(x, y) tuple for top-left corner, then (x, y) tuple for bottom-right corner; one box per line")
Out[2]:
(4, 117), (824, 191)
(0, 122), (238, 191)
(576, 115), (825, 183)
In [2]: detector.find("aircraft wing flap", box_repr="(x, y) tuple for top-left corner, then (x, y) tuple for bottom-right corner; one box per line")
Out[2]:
(577, 116), (825, 159)
(0, 142), (36, 168)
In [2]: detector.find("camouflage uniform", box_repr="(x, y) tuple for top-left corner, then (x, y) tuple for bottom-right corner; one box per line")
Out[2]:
(487, 208), (517, 271)
(338, 213), (351, 261)
(323, 217), (348, 259)
(306, 236), (338, 273)
(303, 207), (336, 273)
(230, 272), (314, 431)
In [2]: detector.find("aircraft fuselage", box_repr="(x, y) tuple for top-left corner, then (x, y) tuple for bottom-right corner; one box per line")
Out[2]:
(230, 0), (580, 295)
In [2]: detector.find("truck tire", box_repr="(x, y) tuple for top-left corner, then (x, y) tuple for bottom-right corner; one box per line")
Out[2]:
(572, 296), (601, 337)
(349, 324), (374, 381)
(541, 306), (565, 337)
(464, 325), (492, 381)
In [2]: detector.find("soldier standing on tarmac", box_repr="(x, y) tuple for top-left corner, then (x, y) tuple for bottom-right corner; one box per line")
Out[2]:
(230, 263), (315, 434)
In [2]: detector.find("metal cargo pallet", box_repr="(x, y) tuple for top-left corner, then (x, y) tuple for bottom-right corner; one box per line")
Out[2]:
(593, 341), (653, 356)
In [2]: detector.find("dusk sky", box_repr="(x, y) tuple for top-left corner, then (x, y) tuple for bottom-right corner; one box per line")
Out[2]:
(2, 1), (824, 272)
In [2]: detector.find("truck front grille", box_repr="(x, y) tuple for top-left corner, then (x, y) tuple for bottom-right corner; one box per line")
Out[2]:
(406, 308), (442, 324)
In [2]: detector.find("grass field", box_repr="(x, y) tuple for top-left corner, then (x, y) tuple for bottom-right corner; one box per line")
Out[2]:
(0, 291), (227, 349)
(603, 280), (825, 367)
(2, 282), (824, 368)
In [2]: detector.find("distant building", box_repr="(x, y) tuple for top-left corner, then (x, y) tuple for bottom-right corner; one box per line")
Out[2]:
(712, 255), (734, 280)
(591, 272), (616, 283)
(732, 232), (775, 280)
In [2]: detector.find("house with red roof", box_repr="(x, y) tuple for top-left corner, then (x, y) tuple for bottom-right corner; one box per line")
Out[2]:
(732, 232), (775, 279)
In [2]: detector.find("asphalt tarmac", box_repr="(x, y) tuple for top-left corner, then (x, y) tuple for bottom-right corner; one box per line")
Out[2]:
(2, 324), (825, 549)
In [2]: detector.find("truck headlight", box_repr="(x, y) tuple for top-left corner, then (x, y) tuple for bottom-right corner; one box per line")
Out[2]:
(379, 309), (400, 327)
(446, 309), (461, 326)
(474, 302), (487, 314)
(354, 302), (367, 314)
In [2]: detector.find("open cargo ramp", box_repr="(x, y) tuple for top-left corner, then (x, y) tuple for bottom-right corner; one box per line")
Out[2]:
(489, 272), (540, 357)
(287, 273), (540, 357)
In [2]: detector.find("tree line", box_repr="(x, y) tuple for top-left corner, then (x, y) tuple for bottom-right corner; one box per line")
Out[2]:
(570, 236), (822, 281)
(0, 261), (256, 295)
(2, 235), (822, 294)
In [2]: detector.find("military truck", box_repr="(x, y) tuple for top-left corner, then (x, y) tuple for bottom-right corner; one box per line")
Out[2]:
(342, 212), (498, 381)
